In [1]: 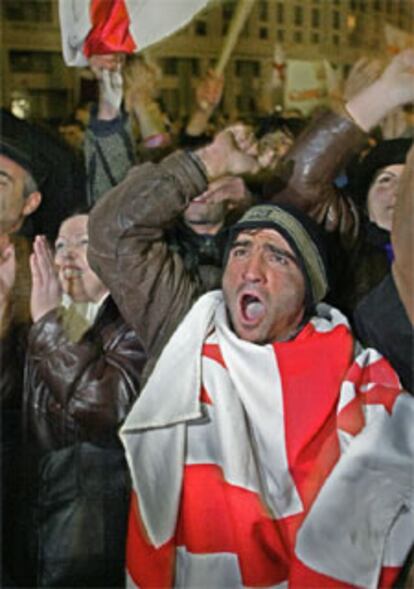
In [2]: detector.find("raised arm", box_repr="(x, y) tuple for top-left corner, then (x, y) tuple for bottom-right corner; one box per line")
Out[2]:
(265, 50), (414, 237)
(84, 54), (137, 205)
(88, 126), (259, 359)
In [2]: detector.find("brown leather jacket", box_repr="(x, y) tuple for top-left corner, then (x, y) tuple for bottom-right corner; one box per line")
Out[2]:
(23, 296), (146, 453)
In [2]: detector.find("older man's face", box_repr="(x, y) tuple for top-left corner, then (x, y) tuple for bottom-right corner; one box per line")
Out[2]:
(222, 228), (306, 344)
(0, 155), (27, 234)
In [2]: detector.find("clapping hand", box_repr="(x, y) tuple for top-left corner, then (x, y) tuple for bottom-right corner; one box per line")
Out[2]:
(30, 236), (62, 323)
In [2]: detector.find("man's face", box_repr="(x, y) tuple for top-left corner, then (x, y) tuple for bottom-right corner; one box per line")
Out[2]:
(58, 124), (84, 151)
(367, 163), (404, 232)
(222, 228), (306, 344)
(0, 155), (28, 234)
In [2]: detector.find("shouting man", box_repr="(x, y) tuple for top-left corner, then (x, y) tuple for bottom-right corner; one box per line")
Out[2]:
(120, 204), (413, 588)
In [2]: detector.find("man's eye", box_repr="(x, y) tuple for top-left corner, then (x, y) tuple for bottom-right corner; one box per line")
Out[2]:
(273, 254), (288, 265)
(232, 247), (247, 258)
(268, 251), (289, 266)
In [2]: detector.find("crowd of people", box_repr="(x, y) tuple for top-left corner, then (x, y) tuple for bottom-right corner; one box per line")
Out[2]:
(1, 42), (413, 589)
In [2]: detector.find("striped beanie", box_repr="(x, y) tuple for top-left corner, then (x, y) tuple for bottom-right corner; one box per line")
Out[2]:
(225, 203), (329, 307)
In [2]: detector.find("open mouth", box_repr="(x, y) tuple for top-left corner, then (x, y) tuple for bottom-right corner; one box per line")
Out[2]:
(240, 292), (266, 323)
(62, 266), (82, 279)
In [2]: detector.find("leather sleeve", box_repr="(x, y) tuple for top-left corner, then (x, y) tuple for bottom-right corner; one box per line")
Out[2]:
(27, 309), (147, 434)
(264, 111), (367, 241)
(87, 151), (208, 360)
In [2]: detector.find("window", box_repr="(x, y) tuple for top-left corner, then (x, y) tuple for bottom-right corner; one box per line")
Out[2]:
(10, 51), (55, 73)
(163, 58), (178, 76)
(294, 5), (303, 26)
(235, 60), (261, 77)
(293, 30), (303, 43)
(195, 20), (207, 36)
(3, 0), (52, 21)
(259, 26), (269, 39)
(164, 58), (199, 76)
(277, 29), (285, 41)
(222, 3), (234, 21)
(350, 0), (357, 10)
(332, 34), (340, 45)
(311, 32), (320, 43)
(276, 2), (284, 23)
(333, 11), (341, 29)
(259, 1), (268, 20)
(373, 0), (382, 10)
(312, 8), (320, 27)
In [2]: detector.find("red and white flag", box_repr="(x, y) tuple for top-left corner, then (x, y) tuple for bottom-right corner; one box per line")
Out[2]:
(59, 0), (209, 66)
(121, 292), (413, 588)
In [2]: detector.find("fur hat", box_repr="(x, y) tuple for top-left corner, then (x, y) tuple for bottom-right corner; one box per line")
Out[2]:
(225, 203), (329, 306)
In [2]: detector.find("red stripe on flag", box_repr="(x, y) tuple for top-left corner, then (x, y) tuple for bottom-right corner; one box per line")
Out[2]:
(361, 384), (401, 414)
(338, 356), (401, 433)
(176, 463), (303, 586)
(337, 396), (365, 436)
(274, 324), (351, 508)
(348, 357), (401, 389)
(378, 566), (403, 587)
(84, 0), (136, 58)
(199, 384), (213, 405)
(202, 343), (227, 368)
(126, 490), (175, 588)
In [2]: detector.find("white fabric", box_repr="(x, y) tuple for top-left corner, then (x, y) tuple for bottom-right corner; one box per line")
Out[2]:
(296, 392), (414, 588)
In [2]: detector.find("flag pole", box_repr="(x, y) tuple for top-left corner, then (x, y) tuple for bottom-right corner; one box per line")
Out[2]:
(214, 0), (256, 76)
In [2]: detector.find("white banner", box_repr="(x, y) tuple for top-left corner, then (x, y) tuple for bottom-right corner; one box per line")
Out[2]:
(284, 59), (329, 116)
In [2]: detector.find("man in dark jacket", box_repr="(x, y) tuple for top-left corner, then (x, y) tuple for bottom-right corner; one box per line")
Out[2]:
(0, 139), (43, 586)
(88, 126), (256, 378)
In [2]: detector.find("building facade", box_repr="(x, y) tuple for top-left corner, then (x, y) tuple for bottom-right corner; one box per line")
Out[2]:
(1, 0), (412, 123)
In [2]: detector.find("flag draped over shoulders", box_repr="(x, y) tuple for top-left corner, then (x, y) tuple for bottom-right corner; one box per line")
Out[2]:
(121, 291), (414, 588)
(58, 0), (209, 67)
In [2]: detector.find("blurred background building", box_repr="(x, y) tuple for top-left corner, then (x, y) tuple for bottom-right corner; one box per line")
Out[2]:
(1, 0), (413, 124)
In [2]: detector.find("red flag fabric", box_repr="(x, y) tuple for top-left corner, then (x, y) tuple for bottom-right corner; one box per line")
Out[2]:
(84, 0), (136, 58)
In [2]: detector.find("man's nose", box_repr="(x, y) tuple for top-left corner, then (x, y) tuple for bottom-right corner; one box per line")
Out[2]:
(242, 252), (266, 282)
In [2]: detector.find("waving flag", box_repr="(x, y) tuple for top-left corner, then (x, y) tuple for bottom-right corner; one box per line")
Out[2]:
(59, 0), (209, 66)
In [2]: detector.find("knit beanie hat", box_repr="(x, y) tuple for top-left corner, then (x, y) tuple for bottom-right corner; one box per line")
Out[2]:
(224, 203), (329, 306)
(350, 138), (412, 203)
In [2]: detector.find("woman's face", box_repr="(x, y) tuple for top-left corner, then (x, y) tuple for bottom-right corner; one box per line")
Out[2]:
(367, 164), (405, 232)
(54, 214), (108, 303)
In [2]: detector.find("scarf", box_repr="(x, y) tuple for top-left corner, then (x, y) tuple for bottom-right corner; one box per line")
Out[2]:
(121, 291), (413, 588)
